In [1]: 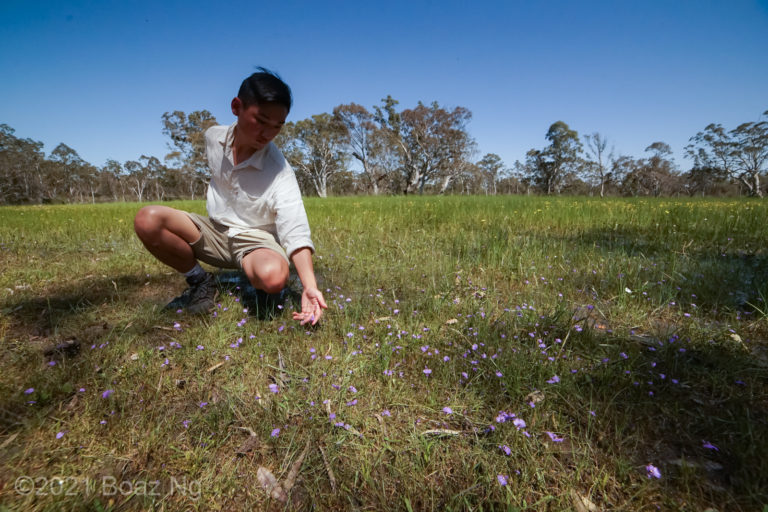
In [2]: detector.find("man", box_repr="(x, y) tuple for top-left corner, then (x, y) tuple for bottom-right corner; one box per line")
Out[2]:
(134, 68), (326, 325)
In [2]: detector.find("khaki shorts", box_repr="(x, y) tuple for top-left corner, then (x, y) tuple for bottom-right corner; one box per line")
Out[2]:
(186, 213), (288, 269)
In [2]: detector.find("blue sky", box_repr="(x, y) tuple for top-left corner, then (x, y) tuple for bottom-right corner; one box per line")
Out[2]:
(1, 0), (767, 172)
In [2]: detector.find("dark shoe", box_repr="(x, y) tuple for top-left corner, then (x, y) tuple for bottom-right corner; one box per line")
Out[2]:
(165, 273), (219, 314)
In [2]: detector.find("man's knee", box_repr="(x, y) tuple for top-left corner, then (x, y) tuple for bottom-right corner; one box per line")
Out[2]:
(259, 265), (288, 294)
(246, 257), (288, 294)
(134, 205), (163, 239)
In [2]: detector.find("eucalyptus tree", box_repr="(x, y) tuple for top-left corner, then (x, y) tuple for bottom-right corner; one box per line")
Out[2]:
(162, 110), (217, 199)
(0, 124), (45, 203)
(374, 97), (474, 195)
(49, 143), (98, 202)
(686, 111), (768, 197)
(525, 121), (583, 194)
(333, 103), (389, 195)
(477, 153), (505, 195)
(279, 113), (348, 198)
(583, 132), (613, 197)
(621, 142), (681, 197)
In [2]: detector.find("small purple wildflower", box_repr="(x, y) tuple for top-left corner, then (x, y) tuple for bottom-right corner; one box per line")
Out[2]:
(56, 431), (66, 439)
(271, 428), (280, 437)
(497, 474), (508, 486)
(545, 431), (564, 442)
(499, 444), (511, 456)
(513, 418), (526, 430)
(381, 410), (391, 417)
(196, 345), (204, 350)
(546, 375), (560, 384)
(102, 390), (114, 399)
(24, 388), (34, 394)
(423, 368), (432, 375)
(702, 441), (719, 451)
(268, 383), (279, 394)
(646, 464), (662, 479)
(442, 406), (453, 415)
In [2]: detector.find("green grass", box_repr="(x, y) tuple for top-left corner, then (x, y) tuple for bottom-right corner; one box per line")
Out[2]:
(1, 196), (767, 511)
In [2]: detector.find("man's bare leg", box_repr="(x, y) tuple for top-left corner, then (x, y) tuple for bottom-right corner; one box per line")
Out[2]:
(134, 205), (201, 272)
(134, 206), (218, 313)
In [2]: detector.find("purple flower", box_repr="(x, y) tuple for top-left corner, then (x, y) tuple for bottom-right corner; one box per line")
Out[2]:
(495, 371), (503, 377)
(546, 375), (560, 384)
(512, 418), (526, 430)
(196, 345), (204, 350)
(268, 384), (279, 394)
(102, 390), (114, 399)
(199, 402), (208, 408)
(173, 322), (182, 331)
(271, 428), (280, 437)
(182, 420), (189, 428)
(381, 410), (391, 417)
(545, 431), (564, 442)
(56, 431), (66, 439)
(702, 441), (719, 451)
(497, 474), (508, 486)
(499, 444), (511, 456)
(442, 407), (453, 415)
(646, 464), (661, 479)
(423, 368), (432, 375)
(346, 399), (358, 406)
(24, 388), (34, 394)
(348, 386), (357, 393)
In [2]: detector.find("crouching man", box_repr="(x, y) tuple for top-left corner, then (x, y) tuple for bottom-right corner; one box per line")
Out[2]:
(134, 68), (326, 325)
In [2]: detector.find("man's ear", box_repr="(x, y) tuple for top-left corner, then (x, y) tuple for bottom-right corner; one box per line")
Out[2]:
(231, 97), (242, 116)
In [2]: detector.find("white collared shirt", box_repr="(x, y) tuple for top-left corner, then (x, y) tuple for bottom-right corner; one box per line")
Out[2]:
(204, 122), (314, 258)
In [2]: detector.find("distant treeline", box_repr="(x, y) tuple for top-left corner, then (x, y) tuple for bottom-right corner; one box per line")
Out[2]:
(1, 101), (766, 204)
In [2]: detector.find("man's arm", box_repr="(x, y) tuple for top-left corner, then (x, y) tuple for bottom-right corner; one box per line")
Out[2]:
(290, 247), (327, 325)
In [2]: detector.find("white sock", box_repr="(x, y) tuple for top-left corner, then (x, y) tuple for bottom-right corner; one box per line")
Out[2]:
(183, 263), (206, 283)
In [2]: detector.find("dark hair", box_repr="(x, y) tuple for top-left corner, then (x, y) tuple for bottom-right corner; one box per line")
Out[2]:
(238, 67), (292, 112)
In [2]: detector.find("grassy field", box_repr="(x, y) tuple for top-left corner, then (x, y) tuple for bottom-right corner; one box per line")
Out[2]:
(0, 196), (767, 511)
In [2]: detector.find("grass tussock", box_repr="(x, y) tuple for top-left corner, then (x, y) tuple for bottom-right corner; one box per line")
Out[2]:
(0, 196), (767, 511)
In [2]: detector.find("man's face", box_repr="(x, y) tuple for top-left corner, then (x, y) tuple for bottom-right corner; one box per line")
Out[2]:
(231, 98), (288, 150)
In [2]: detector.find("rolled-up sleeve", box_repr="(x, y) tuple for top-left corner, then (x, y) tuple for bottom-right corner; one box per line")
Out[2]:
(272, 171), (314, 258)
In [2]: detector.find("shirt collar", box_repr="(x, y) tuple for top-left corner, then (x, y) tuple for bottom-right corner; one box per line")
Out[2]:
(217, 122), (237, 150)
(217, 121), (268, 168)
